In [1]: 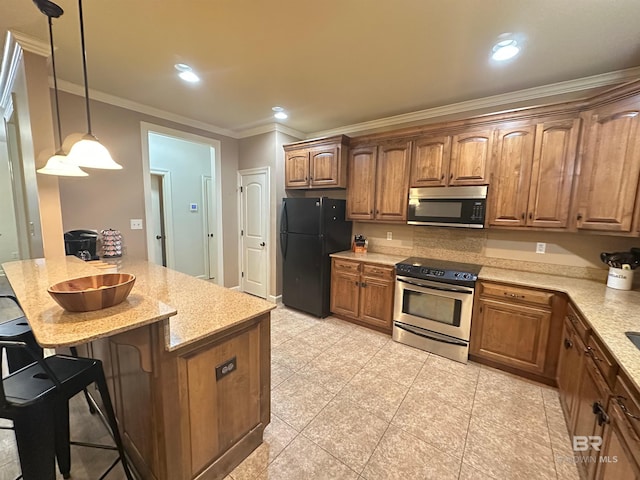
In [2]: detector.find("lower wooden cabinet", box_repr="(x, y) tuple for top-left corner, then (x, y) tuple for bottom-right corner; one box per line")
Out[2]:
(330, 258), (394, 333)
(470, 281), (563, 383)
(557, 317), (587, 422)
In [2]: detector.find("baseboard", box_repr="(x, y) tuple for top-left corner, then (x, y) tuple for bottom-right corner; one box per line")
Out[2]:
(229, 286), (240, 291)
(267, 294), (282, 304)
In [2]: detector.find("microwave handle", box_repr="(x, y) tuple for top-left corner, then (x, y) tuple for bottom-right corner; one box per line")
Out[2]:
(396, 277), (473, 294)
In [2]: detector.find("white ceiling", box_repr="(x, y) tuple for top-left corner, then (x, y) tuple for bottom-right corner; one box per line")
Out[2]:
(2, 0), (640, 136)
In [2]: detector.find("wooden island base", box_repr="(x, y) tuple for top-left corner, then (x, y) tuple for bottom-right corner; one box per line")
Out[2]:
(82, 312), (270, 480)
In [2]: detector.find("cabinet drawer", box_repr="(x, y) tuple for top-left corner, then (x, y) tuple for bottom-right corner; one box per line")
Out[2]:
(613, 374), (640, 442)
(333, 258), (361, 273)
(362, 263), (394, 280)
(480, 282), (553, 307)
(586, 334), (618, 388)
(566, 302), (590, 343)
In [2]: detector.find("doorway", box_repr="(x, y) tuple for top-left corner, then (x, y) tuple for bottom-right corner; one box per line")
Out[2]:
(141, 123), (223, 283)
(238, 167), (270, 299)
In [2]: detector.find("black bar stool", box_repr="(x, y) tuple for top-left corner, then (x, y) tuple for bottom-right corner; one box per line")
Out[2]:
(0, 340), (134, 480)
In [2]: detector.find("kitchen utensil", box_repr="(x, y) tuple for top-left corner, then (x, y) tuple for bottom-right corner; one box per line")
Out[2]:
(48, 273), (135, 312)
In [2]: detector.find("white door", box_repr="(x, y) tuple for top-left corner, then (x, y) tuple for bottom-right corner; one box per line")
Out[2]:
(239, 169), (269, 298)
(203, 176), (217, 280)
(150, 174), (166, 266)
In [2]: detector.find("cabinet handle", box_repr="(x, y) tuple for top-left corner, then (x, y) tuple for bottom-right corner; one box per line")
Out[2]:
(577, 213), (583, 221)
(376, 210), (379, 215)
(592, 402), (610, 426)
(369, 210), (373, 215)
(504, 292), (525, 299)
(305, 176), (308, 182)
(309, 176), (313, 180)
(564, 338), (573, 349)
(440, 174), (445, 180)
(449, 173), (453, 180)
(521, 213), (525, 220)
(617, 396), (640, 421)
(584, 346), (603, 362)
(354, 281), (359, 286)
(528, 212), (532, 220)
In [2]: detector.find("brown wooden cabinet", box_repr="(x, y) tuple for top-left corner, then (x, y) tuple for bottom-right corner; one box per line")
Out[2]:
(330, 258), (394, 333)
(574, 96), (640, 232)
(347, 140), (411, 222)
(284, 135), (349, 189)
(470, 281), (564, 383)
(409, 135), (452, 187)
(449, 129), (493, 185)
(488, 118), (580, 228)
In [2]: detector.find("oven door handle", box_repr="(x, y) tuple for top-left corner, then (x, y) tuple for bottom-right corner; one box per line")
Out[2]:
(396, 277), (473, 294)
(394, 322), (468, 346)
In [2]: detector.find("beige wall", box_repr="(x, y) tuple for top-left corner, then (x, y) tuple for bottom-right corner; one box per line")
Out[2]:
(57, 91), (240, 287)
(354, 222), (640, 280)
(238, 130), (303, 299)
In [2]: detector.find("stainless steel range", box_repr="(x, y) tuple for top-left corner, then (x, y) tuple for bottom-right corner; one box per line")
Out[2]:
(393, 257), (481, 364)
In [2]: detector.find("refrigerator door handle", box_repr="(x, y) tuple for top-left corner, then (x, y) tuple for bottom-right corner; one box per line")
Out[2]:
(280, 233), (288, 259)
(280, 201), (288, 234)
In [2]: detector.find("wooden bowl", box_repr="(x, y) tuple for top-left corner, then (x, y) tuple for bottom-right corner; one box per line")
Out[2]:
(47, 273), (136, 312)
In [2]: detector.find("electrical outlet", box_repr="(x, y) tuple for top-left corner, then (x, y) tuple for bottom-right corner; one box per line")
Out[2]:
(386, 231), (393, 240)
(130, 219), (143, 230)
(11, 252), (18, 259)
(536, 242), (546, 254)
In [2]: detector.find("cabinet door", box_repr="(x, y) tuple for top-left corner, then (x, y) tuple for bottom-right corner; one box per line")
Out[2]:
(347, 146), (377, 220)
(375, 140), (411, 222)
(410, 135), (451, 187)
(488, 126), (535, 227)
(557, 319), (586, 422)
(309, 146), (340, 188)
(575, 99), (640, 232)
(330, 270), (360, 318)
(527, 118), (580, 228)
(595, 400), (640, 480)
(285, 150), (310, 188)
(449, 130), (493, 185)
(572, 356), (610, 479)
(359, 276), (394, 332)
(471, 298), (551, 374)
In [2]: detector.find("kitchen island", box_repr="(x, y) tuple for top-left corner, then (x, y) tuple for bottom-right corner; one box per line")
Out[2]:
(2, 257), (275, 480)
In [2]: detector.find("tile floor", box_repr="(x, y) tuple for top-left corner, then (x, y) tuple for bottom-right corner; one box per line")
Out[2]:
(0, 303), (582, 479)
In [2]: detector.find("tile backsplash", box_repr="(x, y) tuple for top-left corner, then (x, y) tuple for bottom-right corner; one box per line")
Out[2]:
(353, 223), (640, 281)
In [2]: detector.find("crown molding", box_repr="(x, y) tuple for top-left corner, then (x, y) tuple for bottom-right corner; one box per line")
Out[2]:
(55, 79), (238, 139)
(309, 66), (640, 139)
(236, 122), (305, 140)
(10, 31), (50, 57)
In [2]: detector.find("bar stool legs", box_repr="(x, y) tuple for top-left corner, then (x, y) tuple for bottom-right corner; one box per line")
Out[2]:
(13, 403), (57, 480)
(69, 346), (97, 415)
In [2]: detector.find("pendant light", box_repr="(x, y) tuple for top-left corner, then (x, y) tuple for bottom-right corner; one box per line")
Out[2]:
(65, 0), (122, 170)
(34, 1), (88, 177)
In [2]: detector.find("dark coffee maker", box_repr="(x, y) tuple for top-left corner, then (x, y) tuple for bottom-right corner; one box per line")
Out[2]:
(64, 230), (98, 261)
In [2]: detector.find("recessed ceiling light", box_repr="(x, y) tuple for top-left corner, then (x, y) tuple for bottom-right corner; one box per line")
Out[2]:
(174, 63), (200, 83)
(491, 39), (520, 61)
(272, 106), (288, 120)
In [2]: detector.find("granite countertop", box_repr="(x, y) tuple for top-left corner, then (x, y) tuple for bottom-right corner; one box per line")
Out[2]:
(2, 257), (176, 348)
(105, 259), (275, 351)
(330, 251), (408, 266)
(2, 257), (275, 352)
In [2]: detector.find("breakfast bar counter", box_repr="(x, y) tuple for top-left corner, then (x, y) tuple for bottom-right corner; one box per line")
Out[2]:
(2, 256), (275, 480)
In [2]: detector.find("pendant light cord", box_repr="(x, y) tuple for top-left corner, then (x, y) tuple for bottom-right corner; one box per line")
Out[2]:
(48, 15), (64, 150)
(78, 0), (92, 135)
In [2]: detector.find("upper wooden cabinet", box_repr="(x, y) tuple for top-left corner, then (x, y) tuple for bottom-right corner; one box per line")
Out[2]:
(410, 135), (452, 187)
(284, 135), (349, 189)
(488, 118), (580, 228)
(449, 129), (493, 185)
(347, 140), (411, 222)
(574, 97), (640, 232)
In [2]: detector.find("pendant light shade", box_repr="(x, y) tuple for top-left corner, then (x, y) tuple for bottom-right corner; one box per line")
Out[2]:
(67, 134), (121, 169)
(35, 2), (89, 177)
(64, 0), (122, 170)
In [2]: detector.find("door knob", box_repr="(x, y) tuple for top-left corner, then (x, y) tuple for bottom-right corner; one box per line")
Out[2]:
(260, 242), (266, 247)
(155, 235), (162, 240)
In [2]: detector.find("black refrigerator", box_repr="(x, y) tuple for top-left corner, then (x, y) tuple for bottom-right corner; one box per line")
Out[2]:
(280, 197), (352, 317)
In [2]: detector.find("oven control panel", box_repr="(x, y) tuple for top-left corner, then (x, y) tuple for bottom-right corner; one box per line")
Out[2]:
(395, 261), (478, 286)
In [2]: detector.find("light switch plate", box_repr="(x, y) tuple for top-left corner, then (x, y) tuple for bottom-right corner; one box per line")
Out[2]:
(536, 242), (546, 254)
(130, 219), (143, 230)
(386, 231), (393, 240)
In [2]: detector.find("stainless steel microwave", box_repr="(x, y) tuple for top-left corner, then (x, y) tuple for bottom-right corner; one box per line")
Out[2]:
(407, 186), (488, 228)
